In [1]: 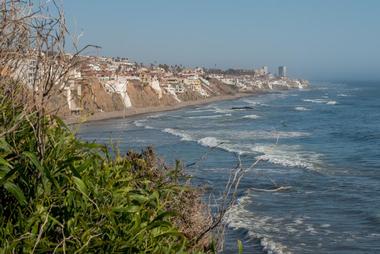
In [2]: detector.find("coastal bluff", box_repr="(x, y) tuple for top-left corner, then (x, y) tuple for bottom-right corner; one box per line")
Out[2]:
(44, 56), (309, 122)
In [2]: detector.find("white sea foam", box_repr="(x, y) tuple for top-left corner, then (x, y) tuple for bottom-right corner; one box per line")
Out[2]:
(162, 128), (320, 171)
(204, 130), (310, 140)
(161, 128), (241, 153)
(294, 106), (310, 111)
(133, 119), (154, 129)
(261, 237), (292, 254)
(188, 114), (230, 119)
(337, 93), (349, 97)
(162, 128), (252, 154)
(303, 98), (337, 105)
(162, 128), (193, 141)
(222, 143), (253, 154)
(212, 106), (234, 114)
(197, 137), (224, 147)
(186, 109), (215, 114)
(147, 113), (165, 119)
(252, 144), (322, 171)
(196, 138), (321, 171)
(134, 119), (147, 127)
(305, 225), (318, 234)
(242, 99), (269, 107)
(303, 99), (327, 104)
(225, 193), (327, 254)
(276, 131), (310, 138)
(225, 195), (293, 254)
(242, 99), (259, 106)
(243, 114), (261, 119)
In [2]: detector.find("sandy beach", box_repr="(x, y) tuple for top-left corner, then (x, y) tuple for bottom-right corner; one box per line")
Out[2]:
(64, 92), (258, 125)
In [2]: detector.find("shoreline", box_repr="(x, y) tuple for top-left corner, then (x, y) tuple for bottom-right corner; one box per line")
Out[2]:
(65, 92), (259, 125)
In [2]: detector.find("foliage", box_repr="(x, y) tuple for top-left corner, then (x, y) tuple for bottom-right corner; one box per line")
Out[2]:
(0, 87), (212, 253)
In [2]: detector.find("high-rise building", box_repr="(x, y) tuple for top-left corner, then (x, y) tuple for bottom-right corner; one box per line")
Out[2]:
(278, 66), (287, 77)
(263, 66), (268, 75)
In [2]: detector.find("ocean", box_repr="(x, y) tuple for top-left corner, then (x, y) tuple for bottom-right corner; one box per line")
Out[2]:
(77, 81), (380, 253)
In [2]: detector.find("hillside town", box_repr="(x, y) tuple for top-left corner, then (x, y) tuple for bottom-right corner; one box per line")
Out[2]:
(8, 54), (309, 117)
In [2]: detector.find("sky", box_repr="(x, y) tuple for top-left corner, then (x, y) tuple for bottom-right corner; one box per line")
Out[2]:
(63, 0), (380, 81)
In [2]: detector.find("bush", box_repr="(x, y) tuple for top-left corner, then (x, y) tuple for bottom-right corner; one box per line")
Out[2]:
(0, 87), (212, 253)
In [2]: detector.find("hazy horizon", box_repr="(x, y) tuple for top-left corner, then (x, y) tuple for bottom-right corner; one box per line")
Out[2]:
(64, 0), (380, 81)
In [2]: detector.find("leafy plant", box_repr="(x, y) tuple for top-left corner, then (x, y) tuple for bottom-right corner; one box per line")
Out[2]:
(0, 87), (212, 253)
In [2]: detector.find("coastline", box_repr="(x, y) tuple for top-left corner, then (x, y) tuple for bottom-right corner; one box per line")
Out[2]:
(64, 92), (258, 125)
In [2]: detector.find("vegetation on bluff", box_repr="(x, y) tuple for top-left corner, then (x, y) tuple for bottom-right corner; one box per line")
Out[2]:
(0, 84), (214, 253)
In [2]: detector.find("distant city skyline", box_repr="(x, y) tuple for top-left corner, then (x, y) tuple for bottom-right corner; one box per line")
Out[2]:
(63, 0), (380, 81)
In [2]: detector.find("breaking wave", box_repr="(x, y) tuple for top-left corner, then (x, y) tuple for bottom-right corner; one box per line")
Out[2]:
(242, 99), (269, 107)
(134, 119), (147, 127)
(303, 99), (337, 105)
(243, 114), (260, 119)
(188, 114), (231, 119)
(161, 128), (321, 171)
(134, 119), (154, 129)
(225, 195), (293, 254)
(225, 192), (329, 254)
(198, 137), (224, 147)
(186, 108), (216, 114)
(147, 113), (165, 119)
(294, 106), (310, 111)
(303, 99), (326, 104)
(253, 144), (322, 171)
(212, 106), (234, 114)
(204, 130), (310, 140)
(162, 128), (193, 141)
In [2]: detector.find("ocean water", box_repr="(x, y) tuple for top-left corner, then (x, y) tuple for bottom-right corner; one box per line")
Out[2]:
(77, 81), (380, 253)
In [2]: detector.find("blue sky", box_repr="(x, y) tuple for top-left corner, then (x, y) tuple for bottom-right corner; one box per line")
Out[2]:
(63, 0), (380, 80)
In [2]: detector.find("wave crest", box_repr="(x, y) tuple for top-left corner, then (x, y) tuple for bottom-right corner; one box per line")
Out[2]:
(243, 114), (260, 119)
(295, 106), (310, 111)
(162, 128), (193, 141)
(225, 195), (293, 254)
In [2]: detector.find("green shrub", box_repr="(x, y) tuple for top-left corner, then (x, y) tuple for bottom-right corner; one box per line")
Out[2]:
(0, 87), (212, 253)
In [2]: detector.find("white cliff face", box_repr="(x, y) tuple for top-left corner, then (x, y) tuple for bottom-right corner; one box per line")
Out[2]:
(118, 85), (132, 108)
(65, 70), (82, 111)
(105, 78), (132, 108)
(164, 86), (181, 102)
(65, 86), (80, 111)
(150, 77), (162, 99)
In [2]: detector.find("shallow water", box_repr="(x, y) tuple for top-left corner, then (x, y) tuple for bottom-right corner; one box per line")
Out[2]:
(78, 81), (380, 253)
